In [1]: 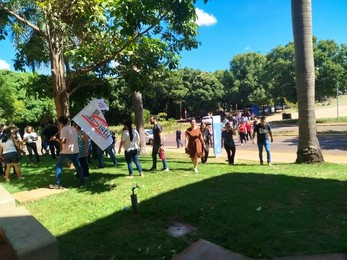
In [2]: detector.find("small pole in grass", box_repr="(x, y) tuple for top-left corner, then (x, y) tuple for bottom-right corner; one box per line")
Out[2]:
(131, 184), (140, 214)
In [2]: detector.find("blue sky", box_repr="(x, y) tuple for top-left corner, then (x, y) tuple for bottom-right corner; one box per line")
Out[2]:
(1, 0), (347, 72)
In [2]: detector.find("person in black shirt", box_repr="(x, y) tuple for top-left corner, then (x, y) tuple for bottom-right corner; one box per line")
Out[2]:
(149, 115), (169, 172)
(42, 121), (60, 159)
(175, 127), (183, 148)
(200, 123), (212, 164)
(252, 116), (273, 166)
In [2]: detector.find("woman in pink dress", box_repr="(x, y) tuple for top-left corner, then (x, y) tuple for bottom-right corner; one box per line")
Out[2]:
(185, 119), (205, 173)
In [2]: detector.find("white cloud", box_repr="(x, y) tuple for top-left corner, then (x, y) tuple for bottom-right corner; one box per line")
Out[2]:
(0, 60), (10, 70)
(195, 8), (217, 26)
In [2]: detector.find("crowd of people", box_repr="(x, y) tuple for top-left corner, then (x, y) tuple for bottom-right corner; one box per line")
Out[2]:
(0, 113), (273, 187)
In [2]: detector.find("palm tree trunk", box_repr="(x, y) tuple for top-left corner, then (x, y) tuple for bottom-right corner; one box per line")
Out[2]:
(291, 0), (324, 163)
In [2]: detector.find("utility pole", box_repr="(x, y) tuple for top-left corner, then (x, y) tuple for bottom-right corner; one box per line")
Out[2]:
(337, 83), (339, 122)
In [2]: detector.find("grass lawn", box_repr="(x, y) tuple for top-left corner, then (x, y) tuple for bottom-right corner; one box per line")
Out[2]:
(2, 152), (347, 259)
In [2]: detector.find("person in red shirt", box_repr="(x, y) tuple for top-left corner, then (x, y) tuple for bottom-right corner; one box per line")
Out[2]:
(238, 121), (247, 145)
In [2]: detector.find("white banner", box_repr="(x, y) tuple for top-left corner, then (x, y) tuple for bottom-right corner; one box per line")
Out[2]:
(72, 99), (113, 151)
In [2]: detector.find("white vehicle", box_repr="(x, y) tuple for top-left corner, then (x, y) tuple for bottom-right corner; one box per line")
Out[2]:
(144, 129), (154, 145)
(201, 116), (212, 125)
(144, 129), (166, 145)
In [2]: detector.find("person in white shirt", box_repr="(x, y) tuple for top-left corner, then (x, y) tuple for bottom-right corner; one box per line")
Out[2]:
(118, 120), (143, 178)
(0, 128), (24, 182)
(49, 116), (85, 189)
(23, 126), (40, 163)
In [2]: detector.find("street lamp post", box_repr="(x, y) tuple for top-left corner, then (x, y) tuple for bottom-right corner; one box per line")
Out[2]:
(337, 83), (339, 122)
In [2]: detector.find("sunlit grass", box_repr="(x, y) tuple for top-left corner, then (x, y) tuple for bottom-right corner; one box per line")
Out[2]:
(2, 152), (347, 259)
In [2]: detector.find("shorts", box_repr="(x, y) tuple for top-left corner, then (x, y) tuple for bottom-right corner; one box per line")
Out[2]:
(3, 152), (19, 164)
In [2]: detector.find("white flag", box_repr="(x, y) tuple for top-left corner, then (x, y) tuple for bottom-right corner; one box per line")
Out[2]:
(95, 98), (109, 111)
(72, 99), (113, 150)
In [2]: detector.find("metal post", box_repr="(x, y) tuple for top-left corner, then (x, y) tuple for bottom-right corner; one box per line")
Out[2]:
(337, 83), (339, 122)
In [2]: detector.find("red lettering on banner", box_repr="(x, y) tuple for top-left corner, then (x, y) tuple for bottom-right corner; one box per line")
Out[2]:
(82, 114), (110, 140)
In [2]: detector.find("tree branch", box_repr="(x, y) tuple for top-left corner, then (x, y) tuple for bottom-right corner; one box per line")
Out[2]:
(67, 13), (168, 83)
(0, 3), (47, 39)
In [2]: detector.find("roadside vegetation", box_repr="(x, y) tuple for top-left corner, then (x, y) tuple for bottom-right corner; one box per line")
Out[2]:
(3, 153), (347, 259)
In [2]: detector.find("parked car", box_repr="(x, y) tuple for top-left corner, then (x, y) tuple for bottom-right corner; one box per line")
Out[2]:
(144, 129), (166, 145)
(201, 116), (212, 125)
(144, 129), (154, 145)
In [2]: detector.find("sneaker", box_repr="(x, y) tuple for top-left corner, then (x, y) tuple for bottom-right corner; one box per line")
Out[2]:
(49, 184), (63, 189)
(149, 167), (157, 171)
(194, 168), (198, 173)
(18, 176), (25, 180)
(4, 178), (10, 182)
(140, 172), (144, 177)
(163, 168), (170, 172)
(268, 162), (273, 167)
(260, 162), (264, 165)
(126, 175), (134, 179)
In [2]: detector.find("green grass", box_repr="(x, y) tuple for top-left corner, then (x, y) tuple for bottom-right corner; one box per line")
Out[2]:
(2, 153), (347, 259)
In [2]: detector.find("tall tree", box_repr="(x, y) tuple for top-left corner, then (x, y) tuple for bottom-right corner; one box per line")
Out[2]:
(291, 0), (324, 163)
(0, 0), (206, 119)
(230, 52), (268, 108)
(187, 72), (224, 116)
(265, 43), (296, 105)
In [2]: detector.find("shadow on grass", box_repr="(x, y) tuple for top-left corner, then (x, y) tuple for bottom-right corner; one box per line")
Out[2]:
(55, 169), (347, 259)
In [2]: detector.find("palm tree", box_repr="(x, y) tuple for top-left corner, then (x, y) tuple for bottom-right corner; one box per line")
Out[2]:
(291, 0), (324, 163)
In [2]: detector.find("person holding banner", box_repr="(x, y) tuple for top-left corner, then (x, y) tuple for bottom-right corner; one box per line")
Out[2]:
(149, 115), (169, 172)
(49, 116), (85, 189)
(72, 122), (90, 178)
(185, 119), (205, 173)
(118, 120), (143, 178)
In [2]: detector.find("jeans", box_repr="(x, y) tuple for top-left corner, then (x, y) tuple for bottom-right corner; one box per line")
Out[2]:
(176, 139), (183, 148)
(49, 140), (60, 159)
(224, 145), (236, 165)
(125, 149), (142, 175)
(96, 144), (118, 167)
(55, 153), (85, 186)
(151, 144), (168, 169)
(257, 139), (271, 163)
(79, 156), (89, 177)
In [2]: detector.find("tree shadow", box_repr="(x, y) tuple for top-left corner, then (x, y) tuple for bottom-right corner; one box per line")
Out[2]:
(55, 170), (347, 259)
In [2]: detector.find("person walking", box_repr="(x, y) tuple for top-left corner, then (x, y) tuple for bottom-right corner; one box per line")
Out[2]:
(72, 122), (90, 178)
(200, 122), (212, 164)
(238, 121), (247, 145)
(252, 116), (273, 166)
(175, 127), (183, 148)
(23, 126), (40, 163)
(0, 128), (24, 182)
(49, 116), (85, 189)
(222, 122), (236, 165)
(149, 115), (169, 172)
(118, 120), (143, 178)
(185, 119), (205, 173)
